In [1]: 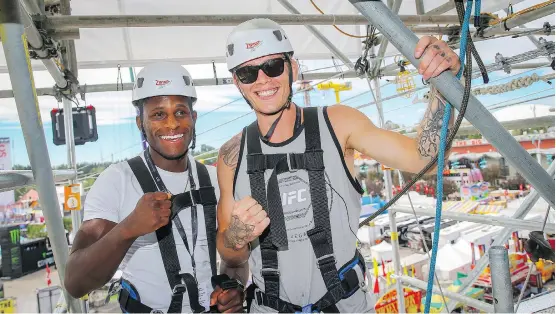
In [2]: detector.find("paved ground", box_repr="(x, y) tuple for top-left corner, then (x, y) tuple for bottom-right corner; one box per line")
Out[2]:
(2, 268), (121, 313)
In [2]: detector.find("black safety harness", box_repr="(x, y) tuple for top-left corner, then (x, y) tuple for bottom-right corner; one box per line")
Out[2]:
(119, 151), (218, 313)
(243, 107), (366, 313)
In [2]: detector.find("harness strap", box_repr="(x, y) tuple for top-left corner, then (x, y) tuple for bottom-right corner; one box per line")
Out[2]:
(248, 250), (365, 313)
(196, 160), (218, 277)
(302, 107), (343, 304)
(127, 156), (217, 313)
(245, 124), (282, 298)
(128, 156), (184, 313)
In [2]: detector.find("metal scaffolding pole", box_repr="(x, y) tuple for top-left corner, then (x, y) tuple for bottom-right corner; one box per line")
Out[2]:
(446, 161), (555, 311)
(415, 0), (425, 15)
(424, 2), (456, 16)
(350, 0), (555, 208)
(0, 2), (81, 313)
(392, 206), (556, 233)
(396, 275), (494, 313)
(45, 14), (469, 29)
(505, 5), (553, 64)
(277, 0), (355, 69)
(481, 2), (555, 38)
(371, 0), (402, 77)
(373, 77), (406, 312)
(18, 1), (67, 89)
(489, 246), (515, 313)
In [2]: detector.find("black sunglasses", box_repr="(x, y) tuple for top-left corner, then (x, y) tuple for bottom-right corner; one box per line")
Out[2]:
(234, 58), (286, 84)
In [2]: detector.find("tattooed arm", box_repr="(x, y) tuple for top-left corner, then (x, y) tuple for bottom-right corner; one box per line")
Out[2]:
(328, 36), (459, 174)
(216, 133), (270, 267)
(416, 86), (454, 165)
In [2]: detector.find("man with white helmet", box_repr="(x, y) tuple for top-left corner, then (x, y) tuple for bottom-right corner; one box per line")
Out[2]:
(216, 18), (461, 312)
(65, 62), (247, 313)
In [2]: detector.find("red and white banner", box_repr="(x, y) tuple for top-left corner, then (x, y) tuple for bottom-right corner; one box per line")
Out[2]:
(0, 138), (14, 207)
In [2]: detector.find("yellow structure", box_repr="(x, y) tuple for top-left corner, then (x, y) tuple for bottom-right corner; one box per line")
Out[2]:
(316, 81), (352, 103)
(395, 60), (416, 98)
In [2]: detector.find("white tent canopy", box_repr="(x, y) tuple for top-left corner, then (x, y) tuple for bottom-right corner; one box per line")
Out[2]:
(3, 0), (552, 73)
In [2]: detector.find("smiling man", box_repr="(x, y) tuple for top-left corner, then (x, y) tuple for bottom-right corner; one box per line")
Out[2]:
(216, 19), (460, 312)
(64, 62), (247, 313)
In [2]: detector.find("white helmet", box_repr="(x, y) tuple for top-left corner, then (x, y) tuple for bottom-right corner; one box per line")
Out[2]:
(132, 61), (197, 105)
(225, 18), (294, 71)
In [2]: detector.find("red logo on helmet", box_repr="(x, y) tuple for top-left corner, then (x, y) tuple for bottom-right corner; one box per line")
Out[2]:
(155, 80), (171, 86)
(245, 41), (262, 50)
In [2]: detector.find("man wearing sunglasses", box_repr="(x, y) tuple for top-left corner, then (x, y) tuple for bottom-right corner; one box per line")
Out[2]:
(216, 18), (460, 313)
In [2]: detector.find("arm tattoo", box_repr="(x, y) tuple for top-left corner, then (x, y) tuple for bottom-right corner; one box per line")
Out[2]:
(220, 133), (241, 168)
(417, 86), (449, 159)
(224, 215), (254, 251)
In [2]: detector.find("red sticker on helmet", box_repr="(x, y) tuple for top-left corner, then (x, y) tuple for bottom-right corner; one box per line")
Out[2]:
(155, 80), (171, 87)
(245, 41), (262, 50)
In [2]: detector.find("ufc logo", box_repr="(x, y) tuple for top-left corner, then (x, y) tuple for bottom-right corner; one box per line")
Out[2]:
(282, 189), (307, 206)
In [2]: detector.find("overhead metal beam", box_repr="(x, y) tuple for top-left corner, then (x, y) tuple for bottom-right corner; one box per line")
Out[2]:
(424, 2), (455, 16)
(277, 0), (354, 69)
(392, 206), (555, 234)
(44, 14), (470, 29)
(1, 59), (548, 99)
(481, 2), (555, 38)
(505, 8), (554, 63)
(350, 0), (555, 208)
(18, 1), (67, 89)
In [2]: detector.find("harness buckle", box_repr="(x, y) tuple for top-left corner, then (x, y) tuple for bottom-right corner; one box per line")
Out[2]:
(171, 283), (187, 296)
(294, 304), (320, 313)
(286, 154), (296, 173)
(316, 254), (336, 269)
(261, 268), (280, 278)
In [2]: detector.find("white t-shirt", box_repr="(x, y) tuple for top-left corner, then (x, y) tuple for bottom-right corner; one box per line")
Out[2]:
(83, 153), (220, 313)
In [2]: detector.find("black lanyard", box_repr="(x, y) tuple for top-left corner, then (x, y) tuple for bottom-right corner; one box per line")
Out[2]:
(144, 150), (199, 279)
(262, 104), (302, 141)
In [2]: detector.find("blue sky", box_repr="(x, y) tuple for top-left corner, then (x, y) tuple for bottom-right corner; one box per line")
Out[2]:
(0, 57), (554, 167)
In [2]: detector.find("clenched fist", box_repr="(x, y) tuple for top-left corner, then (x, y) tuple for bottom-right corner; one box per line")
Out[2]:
(121, 191), (172, 239)
(224, 196), (270, 251)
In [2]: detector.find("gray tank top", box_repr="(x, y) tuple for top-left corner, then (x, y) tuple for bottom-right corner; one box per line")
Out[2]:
(233, 106), (373, 312)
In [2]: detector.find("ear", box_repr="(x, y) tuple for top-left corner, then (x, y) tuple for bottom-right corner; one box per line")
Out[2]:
(135, 115), (142, 131)
(192, 110), (197, 124)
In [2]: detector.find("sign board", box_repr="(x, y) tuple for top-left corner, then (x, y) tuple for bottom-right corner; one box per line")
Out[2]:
(0, 298), (15, 313)
(0, 138), (14, 207)
(375, 288), (422, 313)
(64, 184), (81, 211)
(381, 164), (393, 171)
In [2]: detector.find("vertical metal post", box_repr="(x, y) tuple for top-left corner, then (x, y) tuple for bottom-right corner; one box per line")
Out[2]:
(489, 246), (514, 313)
(62, 98), (82, 237)
(373, 77), (405, 312)
(0, 2), (81, 312)
(349, 0), (555, 208)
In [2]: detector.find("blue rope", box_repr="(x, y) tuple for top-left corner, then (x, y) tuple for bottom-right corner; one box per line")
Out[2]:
(423, 1), (474, 313)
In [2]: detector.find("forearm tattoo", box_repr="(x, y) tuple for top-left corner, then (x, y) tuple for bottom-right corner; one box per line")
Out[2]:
(418, 87), (449, 159)
(224, 215), (254, 251)
(220, 133), (241, 168)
